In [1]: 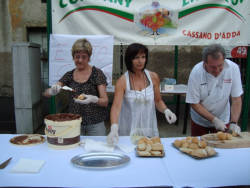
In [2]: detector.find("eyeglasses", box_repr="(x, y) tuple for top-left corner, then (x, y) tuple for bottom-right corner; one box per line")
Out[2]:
(74, 52), (89, 60)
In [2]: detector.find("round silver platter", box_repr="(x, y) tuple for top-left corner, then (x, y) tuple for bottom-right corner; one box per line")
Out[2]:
(71, 152), (130, 169)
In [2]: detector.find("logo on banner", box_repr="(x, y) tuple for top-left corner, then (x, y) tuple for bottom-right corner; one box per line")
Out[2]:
(231, 46), (247, 58)
(135, 1), (178, 36)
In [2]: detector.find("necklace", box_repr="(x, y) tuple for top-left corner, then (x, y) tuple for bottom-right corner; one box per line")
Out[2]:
(130, 71), (148, 104)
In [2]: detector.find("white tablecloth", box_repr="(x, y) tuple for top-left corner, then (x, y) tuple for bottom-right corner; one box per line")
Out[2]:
(0, 134), (250, 188)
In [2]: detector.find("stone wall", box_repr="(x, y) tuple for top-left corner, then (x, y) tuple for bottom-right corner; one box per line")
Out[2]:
(0, 1), (13, 97)
(0, 0), (46, 97)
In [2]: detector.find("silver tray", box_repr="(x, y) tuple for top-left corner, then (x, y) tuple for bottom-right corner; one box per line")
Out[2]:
(71, 152), (130, 169)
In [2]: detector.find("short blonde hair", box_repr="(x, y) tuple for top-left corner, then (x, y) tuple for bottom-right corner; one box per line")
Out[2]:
(71, 38), (92, 58)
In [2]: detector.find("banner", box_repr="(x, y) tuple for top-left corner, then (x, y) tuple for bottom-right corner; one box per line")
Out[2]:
(52, 0), (250, 45)
(49, 34), (114, 87)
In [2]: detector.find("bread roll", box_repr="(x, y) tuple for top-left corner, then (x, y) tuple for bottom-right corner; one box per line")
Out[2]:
(217, 131), (233, 140)
(145, 144), (152, 152)
(151, 137), (161, 144)
(198, 140), (207, 148)
(151, 143), (163, 151)
(226, 133), (232, 140)
(217, 132), (227, 140)
(191, 149), (207, 158)
(180, 147), (193, 155)
(145, 138), (153, 145)
(217, 131), (223, 135)
(137, 137), (153, 145)
(205, 146), (216, 156)
(77, 94), (85, 100)
(188, 143), (199, 150)
(150, 151), (162, 156)
(173, 139), (182, 148)
(137, 143), (146, 151)
(137, 137), (147, 144)
(137, 151), (151, 156)
(186, 136), (192, 143)
(191, 137), (199, 144)
(182, 142), (190, 148)
(180, 139), (186, 145)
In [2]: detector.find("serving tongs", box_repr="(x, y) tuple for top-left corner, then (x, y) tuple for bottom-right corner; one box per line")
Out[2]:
(0, 157), (12, 169)
(62, 86), (76, 92)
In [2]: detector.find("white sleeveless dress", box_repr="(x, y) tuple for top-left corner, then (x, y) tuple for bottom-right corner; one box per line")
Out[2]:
(118, 69), (159, 137)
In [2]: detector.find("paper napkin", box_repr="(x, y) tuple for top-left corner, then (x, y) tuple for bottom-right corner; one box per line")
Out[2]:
(83, 139), (115, 152)
(11, 158), (45, 173)
(117, 144), (135, 153)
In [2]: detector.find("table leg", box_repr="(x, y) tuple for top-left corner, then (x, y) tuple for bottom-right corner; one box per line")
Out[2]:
(182, 103), (190, 134)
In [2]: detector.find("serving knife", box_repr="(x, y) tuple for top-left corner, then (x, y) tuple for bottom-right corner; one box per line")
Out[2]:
(0, 157), (12, 169)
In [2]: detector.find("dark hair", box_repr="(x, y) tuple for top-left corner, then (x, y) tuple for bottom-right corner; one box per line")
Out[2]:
(125, 43), (148, 73)
(202, 44), (226, 63)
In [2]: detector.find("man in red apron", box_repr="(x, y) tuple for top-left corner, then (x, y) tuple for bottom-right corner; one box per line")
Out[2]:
(186, 44), (243, 136)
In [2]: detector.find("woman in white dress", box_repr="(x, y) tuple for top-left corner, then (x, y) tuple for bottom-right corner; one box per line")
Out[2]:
(107, 43), (177, 145)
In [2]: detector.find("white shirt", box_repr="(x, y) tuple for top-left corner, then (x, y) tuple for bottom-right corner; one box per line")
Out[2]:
(186, 59), (243, 127)
(118, 70), (159, 137)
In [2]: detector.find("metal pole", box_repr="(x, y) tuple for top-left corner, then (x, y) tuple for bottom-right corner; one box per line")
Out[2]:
(241, 47), (250, 131)
(174, 46), (178, 81)
(47, 0), (56, 114)
(174, 46), (179, 125)
(120, 43), (124, 75)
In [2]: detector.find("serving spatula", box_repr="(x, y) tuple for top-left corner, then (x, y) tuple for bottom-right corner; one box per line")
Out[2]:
(62, 86), (75, 92)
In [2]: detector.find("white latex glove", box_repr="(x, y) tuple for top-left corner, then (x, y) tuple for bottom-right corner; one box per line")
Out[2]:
(74, 94), (99, 105)
(107, 124), (119, 146)
(164, 109), (177, 124)
(212, 117), (226, 131)
(229, 123), (241, 135)
(48, 84), (61, 96)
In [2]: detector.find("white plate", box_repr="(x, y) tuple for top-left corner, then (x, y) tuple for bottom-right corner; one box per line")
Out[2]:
(71, 153), (130, 169)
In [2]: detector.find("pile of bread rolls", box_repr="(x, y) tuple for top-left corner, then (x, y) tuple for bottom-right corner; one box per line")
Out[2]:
(136, 137), (164, 157)
(216, 131), (233, 140)
(173, 136), (216, 158)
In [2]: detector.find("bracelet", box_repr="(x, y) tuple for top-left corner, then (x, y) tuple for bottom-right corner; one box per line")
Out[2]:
(230, 121), (237, 124)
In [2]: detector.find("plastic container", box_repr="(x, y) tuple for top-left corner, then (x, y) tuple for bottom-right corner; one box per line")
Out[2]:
(44, 113), (82, 149)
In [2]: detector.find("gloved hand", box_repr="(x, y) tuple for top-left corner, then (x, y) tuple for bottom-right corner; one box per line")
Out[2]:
(229, 123), (241, 135)
(48, 84), (61, 96)
(164, 109), (177, 124)
(212, 117), (226, 131)
(74, 94), (99, 105)
(107, 124), (119, 146)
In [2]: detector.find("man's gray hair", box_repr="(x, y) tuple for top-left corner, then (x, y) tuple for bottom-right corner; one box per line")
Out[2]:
(202, 44), (226, 63)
